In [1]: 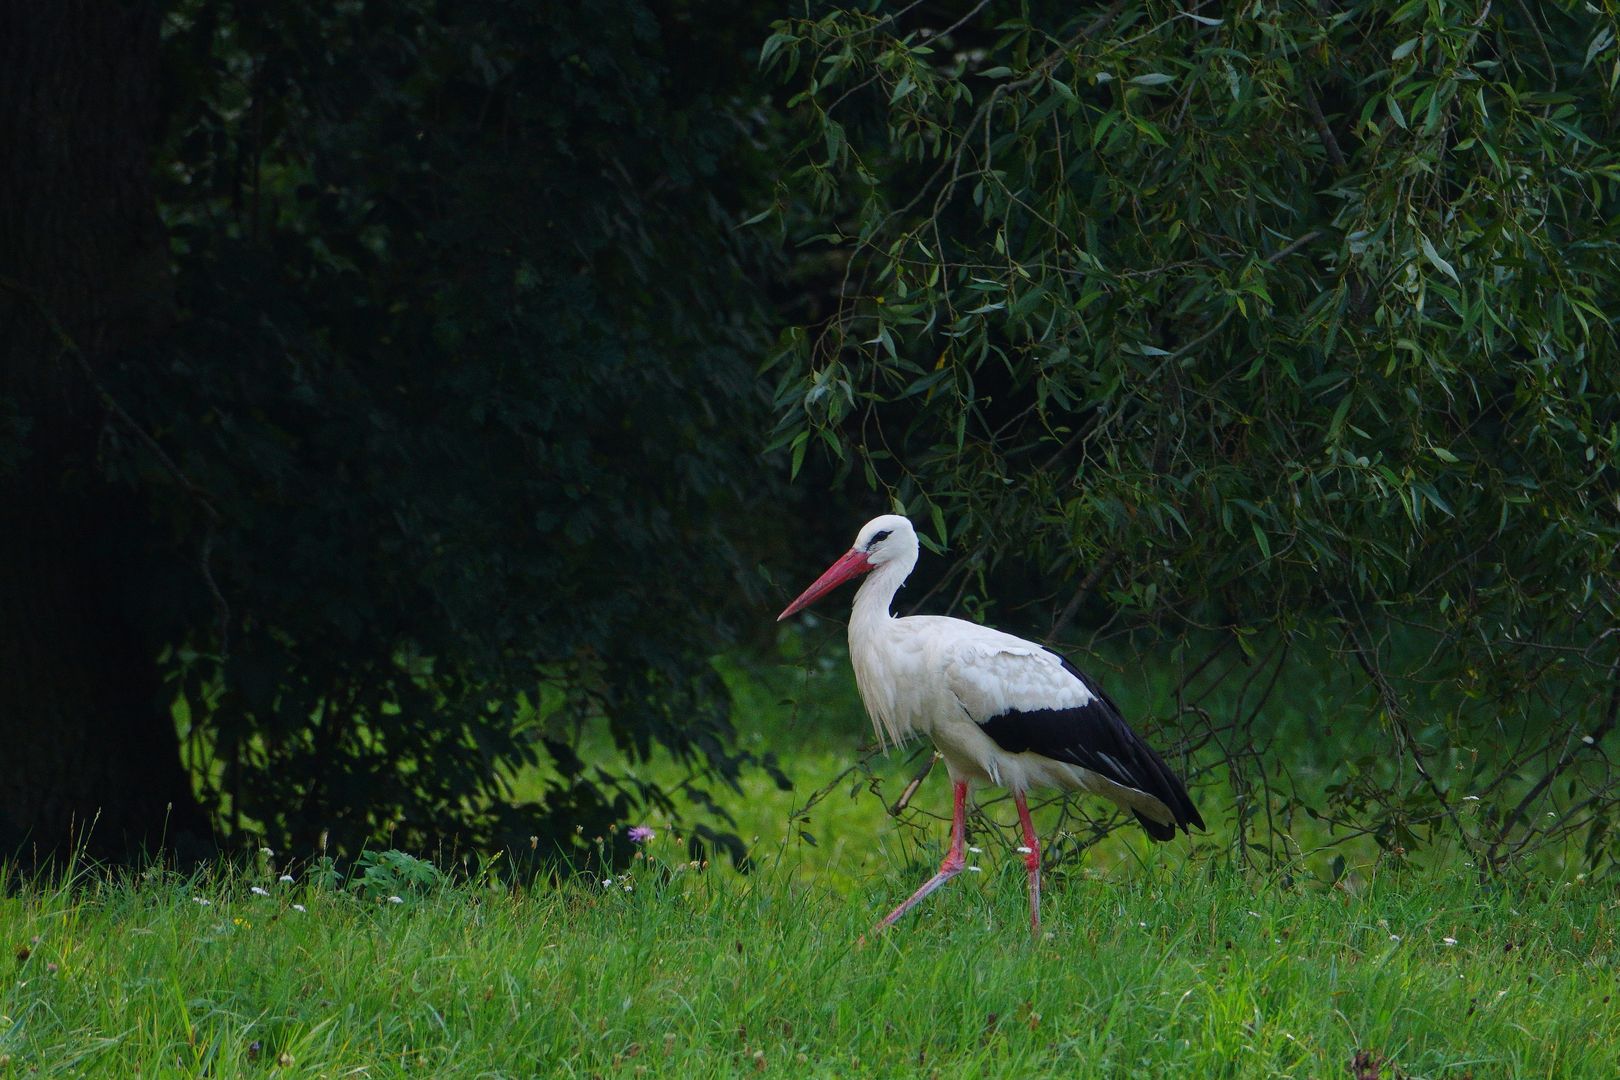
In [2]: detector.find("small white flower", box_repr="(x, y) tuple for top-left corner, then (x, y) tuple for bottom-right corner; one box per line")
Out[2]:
(192, 897), (211, 906)
(1583, 734), (1596, 745)
(601, 878), (614, 888)
(387, 895), (404, 905)
(291, 904), (307, 913)
(622, 883), (634, 892)
(1389, 934), (1402, 942)
(967, 865), (983, 873)
(259, 847), (275, 857)
(1443, 937), (1458, 946)
(1016, 846), (1033, 854)
(250, 886), (270, 897)
(968, 846), (983, 854)
(278, 874), (295, 884)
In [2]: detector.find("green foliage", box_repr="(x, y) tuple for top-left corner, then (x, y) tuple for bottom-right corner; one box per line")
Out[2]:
(3, 861), (1617, 1075)
(348, 849), (447, 902)
(764, 2), (1620, 871)
(121, 1), (795, 861)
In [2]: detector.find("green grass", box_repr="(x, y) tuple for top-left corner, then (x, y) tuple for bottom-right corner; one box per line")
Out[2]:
(2, 859), (1616, 1076)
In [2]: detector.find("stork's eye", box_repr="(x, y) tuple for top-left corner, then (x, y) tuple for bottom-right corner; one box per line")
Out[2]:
(868, 529), (892, 547)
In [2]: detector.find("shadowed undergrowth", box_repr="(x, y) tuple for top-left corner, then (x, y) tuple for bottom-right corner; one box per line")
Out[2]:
(513, 633), (1597, 898)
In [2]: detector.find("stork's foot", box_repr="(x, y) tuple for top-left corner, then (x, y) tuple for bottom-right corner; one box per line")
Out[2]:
(866, 854), (966, 939)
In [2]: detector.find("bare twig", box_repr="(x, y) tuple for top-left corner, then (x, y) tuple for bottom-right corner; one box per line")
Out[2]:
(1047, 550), (1120, 641)
(1342, 616), (1476, 858)
(1486, 654), (1620, 871)
(1302, 83), (1347, 170)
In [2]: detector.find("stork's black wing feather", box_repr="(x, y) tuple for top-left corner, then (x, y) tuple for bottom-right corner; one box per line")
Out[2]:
(976, 655), (1204, 840)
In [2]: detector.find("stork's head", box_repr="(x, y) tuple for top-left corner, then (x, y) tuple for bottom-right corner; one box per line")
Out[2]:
(776, 514), (918, 621)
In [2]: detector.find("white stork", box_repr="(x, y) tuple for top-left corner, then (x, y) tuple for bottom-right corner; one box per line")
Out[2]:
(777, 514), (1202, 937)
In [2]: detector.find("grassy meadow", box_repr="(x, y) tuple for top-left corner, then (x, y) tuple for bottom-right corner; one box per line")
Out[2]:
(3, 633), (1617, 1076)
(2, 857), (1616, 1077)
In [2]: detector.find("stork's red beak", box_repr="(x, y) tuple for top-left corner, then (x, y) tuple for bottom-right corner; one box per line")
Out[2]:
(776, 548), (874, 621)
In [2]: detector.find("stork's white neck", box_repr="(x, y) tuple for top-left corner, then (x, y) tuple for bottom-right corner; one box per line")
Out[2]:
(850, 553), (911, 632)
(846, 552), (917, 748)
(848, 544), (913, 628)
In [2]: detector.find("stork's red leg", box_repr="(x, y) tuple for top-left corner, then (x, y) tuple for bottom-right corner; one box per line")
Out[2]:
(1013, 791), (1041, 937)
(867, 780), (969, 938)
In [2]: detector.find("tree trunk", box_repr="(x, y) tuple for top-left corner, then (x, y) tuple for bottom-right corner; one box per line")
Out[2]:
(0, 0), (212, 864)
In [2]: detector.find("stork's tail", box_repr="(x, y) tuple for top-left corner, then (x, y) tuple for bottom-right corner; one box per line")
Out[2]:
(1127, 743), (1204, 842)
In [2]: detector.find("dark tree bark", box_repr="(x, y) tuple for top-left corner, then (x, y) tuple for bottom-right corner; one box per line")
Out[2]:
(0, 0), (212, 863)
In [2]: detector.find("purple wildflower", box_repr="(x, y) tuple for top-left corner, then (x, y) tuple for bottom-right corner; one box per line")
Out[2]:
(627, 825), (655, 844)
